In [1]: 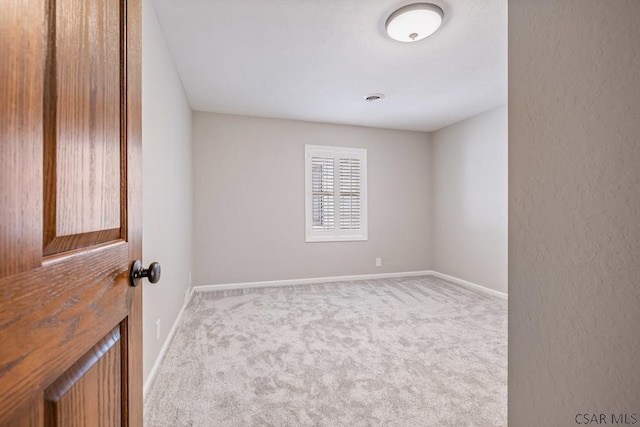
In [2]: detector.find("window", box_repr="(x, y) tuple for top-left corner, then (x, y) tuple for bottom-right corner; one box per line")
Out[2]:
(305, 145), (367, 242)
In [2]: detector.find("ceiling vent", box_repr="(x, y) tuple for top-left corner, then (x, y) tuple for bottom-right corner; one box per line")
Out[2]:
(364, 93), (385, 102)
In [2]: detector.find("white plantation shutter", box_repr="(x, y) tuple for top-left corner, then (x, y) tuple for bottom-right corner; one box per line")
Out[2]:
(311, 157), (335, 230)
(339, 158), (361, 230)
(305, 145), (367, 242)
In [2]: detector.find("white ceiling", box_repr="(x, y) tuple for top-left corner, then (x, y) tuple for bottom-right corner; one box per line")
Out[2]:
(151, 0), (507, 132)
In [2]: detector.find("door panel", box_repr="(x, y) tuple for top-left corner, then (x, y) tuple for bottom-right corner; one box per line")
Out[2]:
(44, 0), (124, 256)
(45, 327), (122, 427)
(0, 0), (142, 424)
(0, 0), (44, 279)
(54, 0), (121, 237)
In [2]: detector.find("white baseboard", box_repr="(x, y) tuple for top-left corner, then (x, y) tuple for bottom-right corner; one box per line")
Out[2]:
(193, 270), (433, 293)
(143, 288), (193, 398)
(193, 270), (507, 300)
(428, 271), (508, 300)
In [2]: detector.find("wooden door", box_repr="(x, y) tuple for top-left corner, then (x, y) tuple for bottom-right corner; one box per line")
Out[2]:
(0, 0), (142, 425)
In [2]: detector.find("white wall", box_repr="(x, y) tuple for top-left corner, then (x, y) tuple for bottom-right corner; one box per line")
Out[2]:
(192, 113), (432, 285)
(509, 1), (640, 425)
(431, 106), (508, 293)
(142, 0), (193, 387)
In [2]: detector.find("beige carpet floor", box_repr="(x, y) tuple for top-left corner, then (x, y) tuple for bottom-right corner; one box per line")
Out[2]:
(144, 276), (507, 426)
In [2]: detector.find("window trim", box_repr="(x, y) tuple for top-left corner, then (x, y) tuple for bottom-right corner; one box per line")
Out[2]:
(305, 144), (368, 243)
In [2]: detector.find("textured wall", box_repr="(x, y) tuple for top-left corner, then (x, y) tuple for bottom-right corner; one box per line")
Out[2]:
(142, 0), (193, 385)
(509, 1), (640, 425)
(192, 112), (432, 285)
(432, 106), (508, 294)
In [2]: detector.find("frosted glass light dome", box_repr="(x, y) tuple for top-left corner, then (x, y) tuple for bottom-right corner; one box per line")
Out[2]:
(385, 3), (444, 42)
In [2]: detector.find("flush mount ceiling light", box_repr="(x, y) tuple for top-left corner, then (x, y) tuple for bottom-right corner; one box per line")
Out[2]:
(385, 3), (444, 42)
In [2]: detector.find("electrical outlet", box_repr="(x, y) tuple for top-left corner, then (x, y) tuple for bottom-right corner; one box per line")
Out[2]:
(376, 257), (382, 267)
(156, 319), (161, 342)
